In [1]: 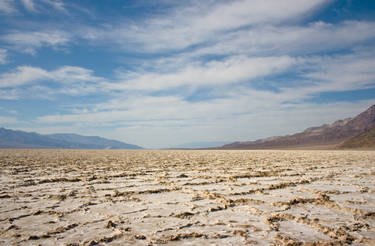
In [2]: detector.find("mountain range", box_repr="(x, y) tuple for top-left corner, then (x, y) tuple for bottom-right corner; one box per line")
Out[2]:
(340, 125), (375, 149)
(1, 104), (374, 150)
(218, 104), (375, 149)
(0, 128), (143, 149)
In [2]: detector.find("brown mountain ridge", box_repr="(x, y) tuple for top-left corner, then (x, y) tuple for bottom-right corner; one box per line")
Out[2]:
(219, 104), (375, 149)
(340, 125), (375, 149)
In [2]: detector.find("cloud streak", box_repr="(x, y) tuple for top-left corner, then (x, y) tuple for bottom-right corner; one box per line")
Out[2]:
(80, 0), (330, 52)
(0, 116), (18, 124)
(2, 30), (70, 54)
(0, 66), (103, 99)
(109, 56), (296, 91)
(0, 65), (103, 88)
(0, 49), (7, 64)
(190, 21), (375, 57)
(21, 0), (37, 12)
(0, 0), (16, 14)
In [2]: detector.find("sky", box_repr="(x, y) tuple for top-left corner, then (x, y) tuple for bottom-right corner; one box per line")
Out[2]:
(0, 0), (375, 149)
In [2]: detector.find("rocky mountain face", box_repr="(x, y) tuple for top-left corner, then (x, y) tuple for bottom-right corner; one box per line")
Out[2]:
(221, 104), (375, 149)
(0, 128), (143, 149)
(340, 125), (375, 149)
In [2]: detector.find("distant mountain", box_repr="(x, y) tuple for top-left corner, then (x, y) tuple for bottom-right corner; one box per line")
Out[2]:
(171, 141), (229, 149)
(46, 133), (143, 149)
(340, 125), (375, 149)
(0, 128), (143, 149)
(220, 104), (375, 149)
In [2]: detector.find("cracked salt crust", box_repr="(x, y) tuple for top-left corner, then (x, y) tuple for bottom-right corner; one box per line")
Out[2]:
(0, 149), (374, 245)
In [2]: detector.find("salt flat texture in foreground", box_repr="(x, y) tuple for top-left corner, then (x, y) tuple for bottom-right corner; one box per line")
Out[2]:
(0, 150), (374, 245)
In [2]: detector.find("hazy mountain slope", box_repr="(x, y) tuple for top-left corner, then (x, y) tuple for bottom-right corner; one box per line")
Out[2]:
(47, 133), (143, 149)
(340, 126), (375, 149)
(220, 104), (375, 149)
(0, 128), (72, 148)
(0, 128), (143, 149)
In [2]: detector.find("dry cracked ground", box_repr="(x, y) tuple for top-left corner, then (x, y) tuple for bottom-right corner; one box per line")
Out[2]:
(0, 150), (375, 245)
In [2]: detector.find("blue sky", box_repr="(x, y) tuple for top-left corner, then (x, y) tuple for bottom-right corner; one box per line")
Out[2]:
(0, 0), (375, 148)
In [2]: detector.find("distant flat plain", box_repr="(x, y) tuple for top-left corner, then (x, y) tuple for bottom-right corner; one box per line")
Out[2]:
(1, 149), (374, 245)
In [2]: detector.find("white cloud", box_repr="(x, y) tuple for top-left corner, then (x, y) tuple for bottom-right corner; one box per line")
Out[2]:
(307, 55), (375, 91)
(0, 0), (66, 14)
(108, 48), (375, 99)
(41, 0), (65, 12)
(8, 109), (18, 115)
(0, 0), (16, 14)
(19, 0), (66, 13)
(0, 89), (18, 99)
(191, 21), (375, 57)
(92, 20), (375, 80)
(280, 51), (375, 99)
(33, 88), (305, 126)
(109, 55), (296, 91)
(2, 30), (70, 54)
(51, 66), (101, 84)
(81, 0), (330, 52)
(0, 66), (48, 88)
(21, 0), (37, 12)
(0, 66), (102, 97)
(186, 0), (329, 31)
(0, 116), (18, 124)
(0, 49), (7, 64)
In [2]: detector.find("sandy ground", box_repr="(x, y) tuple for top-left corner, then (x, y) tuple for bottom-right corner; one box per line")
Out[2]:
(0, 149), (375, 245)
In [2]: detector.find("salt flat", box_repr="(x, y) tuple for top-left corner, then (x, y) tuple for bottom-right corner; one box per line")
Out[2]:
(0, 150), (374, 245)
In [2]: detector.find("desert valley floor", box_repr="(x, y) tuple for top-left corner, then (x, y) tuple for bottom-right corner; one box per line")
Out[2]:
(0, 150), (375, 245)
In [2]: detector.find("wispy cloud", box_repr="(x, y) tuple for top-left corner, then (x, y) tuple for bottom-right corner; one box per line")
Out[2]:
(189, 21), (375, 57)
(80, 0), (330, 52)
(2, 30), (70, 54)
(0, 65), (103, 98)
(0, 116), (18, 124)
(307, 54), (375, 91)
(109, 55), (296, 91)
(0, 49), (7, 64)
(21, 0), (37, 12)
(0, 89), (18, 100)
(41, 0), (65, 12)
(280, 50), (375, 101)
(0, 65), (102, 87)
(0, 66), (48, 88)
(0, 0), (16, 14)
(73, 4), (375, 78)
(6, 0), (66, 13)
